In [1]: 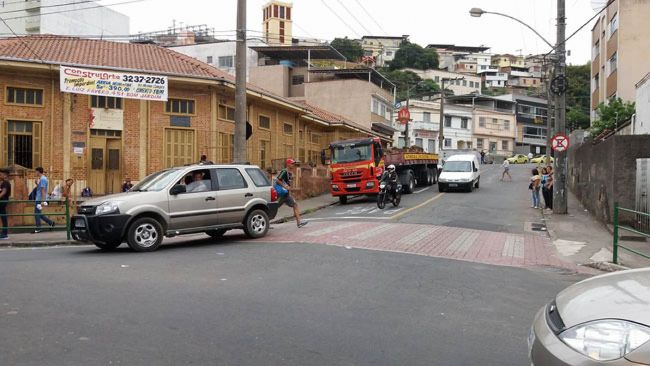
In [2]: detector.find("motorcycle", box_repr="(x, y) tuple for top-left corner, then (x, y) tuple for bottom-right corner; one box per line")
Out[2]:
(377, 180), (401, 209)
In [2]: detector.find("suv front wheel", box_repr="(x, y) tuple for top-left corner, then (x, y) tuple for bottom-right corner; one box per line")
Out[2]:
(127, 217), (164, 252)
(244, 209), (269, 239)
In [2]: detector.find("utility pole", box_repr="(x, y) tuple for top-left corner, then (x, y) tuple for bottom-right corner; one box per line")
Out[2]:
(404, 88), (410, 148)
(553, 0), (568, 214)
(233, 0), (247, 163)
(438, 79), (446, 152)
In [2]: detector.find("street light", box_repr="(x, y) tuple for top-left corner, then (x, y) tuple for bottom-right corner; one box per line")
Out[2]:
(468, 7), (554, 49)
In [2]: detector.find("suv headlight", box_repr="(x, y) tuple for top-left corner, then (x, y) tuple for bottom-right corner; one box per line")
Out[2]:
(96, 201), (120, 215)
(560, 320), (650, 361)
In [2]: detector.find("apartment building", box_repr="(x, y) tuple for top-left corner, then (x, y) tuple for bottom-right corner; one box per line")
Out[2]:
(590, 0), (650, 121)
(405, 68), (482, 95)
(170, 39), (266, 79)
(0, 0), (129, 36)
(634, 73), (650, 135)
(262, 1), (293, 46)
(425, 44), (491, 74)
(447, 96), (516, 157)
(360, 35), (409, 66)
(249, 45), (396, 133)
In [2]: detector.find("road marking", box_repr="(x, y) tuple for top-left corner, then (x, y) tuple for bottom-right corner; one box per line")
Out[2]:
(502, 235), (525, 258)
(445, 231), (479, 255)
(414, 187), (431, 194)
(305, 216), (391, 221)
(350, 225), (394, 240)
(397, 227), (439, 245)
(306, 222), (359, 236)
(389, 192), (445, 220)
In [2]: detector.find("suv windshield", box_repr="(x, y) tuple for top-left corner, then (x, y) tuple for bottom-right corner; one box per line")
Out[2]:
(331, 143), (371, 164)
(443, 161), (472, 172)
(131, 169), (183, 192)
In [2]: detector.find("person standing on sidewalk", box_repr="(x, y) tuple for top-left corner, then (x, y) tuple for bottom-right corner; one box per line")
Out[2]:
(34, 167), (55, 233)
(275, 158), (308, 228)
(0, 168), (11, 239)
(544, 165), (554, 210)
(530, 168), (541, 209)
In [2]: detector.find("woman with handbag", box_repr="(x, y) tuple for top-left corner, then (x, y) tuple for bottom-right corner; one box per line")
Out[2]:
(529, 168), (541, 209)
(275, 158), (308, 228)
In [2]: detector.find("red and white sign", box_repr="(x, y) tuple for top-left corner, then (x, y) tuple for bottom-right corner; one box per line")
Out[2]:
(397, 107), (411, 125)
(551, 133), (570, 152)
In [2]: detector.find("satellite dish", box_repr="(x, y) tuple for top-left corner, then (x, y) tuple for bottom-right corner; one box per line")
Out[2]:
(591, 0), (607, 10)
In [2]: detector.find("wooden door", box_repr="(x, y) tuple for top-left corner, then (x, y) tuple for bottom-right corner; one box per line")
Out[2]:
(106, 139), (122, 194)
(89, 137), (106, 195)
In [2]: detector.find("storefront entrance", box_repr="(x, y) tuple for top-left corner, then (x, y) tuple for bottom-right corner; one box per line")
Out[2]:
(89, 129), (122, 195)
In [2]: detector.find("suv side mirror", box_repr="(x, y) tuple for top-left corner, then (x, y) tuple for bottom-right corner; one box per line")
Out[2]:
(170, 184), (186, 195)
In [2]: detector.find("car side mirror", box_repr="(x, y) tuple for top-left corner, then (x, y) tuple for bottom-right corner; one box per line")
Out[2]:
(474, 167), (478, 172)
(170, 184), (186, 195)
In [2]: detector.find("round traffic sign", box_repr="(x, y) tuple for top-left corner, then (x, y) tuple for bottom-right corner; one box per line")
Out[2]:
(551, 133), (570, 152)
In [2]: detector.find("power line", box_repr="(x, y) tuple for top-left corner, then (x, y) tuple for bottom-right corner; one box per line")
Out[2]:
(353, 0), (388, 35)
(333, 0), (372, 35)
(318, 0), (361, 38)
(2, 0), (147, 21)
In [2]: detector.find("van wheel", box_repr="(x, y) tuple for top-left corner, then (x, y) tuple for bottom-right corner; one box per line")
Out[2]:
(94, 241), (121, 251)
(474, 178), (480, 189)
(127, 217), (164, 252)
(206, 229), (228, 238)
(438, 184), (446, 193)
(244, 209), (269, 239)
(467, 182), (474, 193)
(338, 195), (348, 205)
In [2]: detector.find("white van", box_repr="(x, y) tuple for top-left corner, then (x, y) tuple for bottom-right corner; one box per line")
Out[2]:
(438, 154), (481, 192)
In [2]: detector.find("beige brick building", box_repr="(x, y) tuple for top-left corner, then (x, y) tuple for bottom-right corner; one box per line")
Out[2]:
(0, 36), (385, 197)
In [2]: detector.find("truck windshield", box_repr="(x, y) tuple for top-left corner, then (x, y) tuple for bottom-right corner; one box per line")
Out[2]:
(331, 144), (372, 164)
(443, 161), (472, 172)
(131, 169), (183, 192)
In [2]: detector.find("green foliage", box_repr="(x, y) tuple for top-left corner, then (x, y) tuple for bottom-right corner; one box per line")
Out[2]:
(330, 37), (364, 62)
(389, 41), (439, 70)
(566, 63), (591, 131)
(591, 98), (635, 136)
(380, 68), (440, 101)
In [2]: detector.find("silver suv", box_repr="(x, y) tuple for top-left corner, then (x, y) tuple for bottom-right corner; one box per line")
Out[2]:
(71, 165), (279, 252)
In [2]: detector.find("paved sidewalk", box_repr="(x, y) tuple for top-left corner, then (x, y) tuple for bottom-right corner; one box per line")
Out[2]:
(0, 194), (339, 247)
(542, 190), (650, 269)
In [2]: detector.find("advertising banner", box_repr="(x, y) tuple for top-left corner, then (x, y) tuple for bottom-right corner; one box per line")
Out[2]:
(60, 66), (168, 101)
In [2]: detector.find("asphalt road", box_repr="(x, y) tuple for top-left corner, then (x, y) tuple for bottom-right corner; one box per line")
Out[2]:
(0, 242), (581, 366)
(307, 163), (543, 234)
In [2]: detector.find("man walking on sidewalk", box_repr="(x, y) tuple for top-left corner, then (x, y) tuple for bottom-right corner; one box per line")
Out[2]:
(0, 168), (11, 239)
(34, 167), (55, 233)
(276, 159), (308, 228)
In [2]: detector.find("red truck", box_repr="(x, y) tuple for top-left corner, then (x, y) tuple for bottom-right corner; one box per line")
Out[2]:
(323, 137), (439, 204)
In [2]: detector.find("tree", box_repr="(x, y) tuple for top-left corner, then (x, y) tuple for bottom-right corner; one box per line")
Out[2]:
(330, 37), (364, 62)
(379, 69), (440, 101)
(590, 98), (635, 136)
(566, 63), (591, 131)
(389, 42), (439, 70)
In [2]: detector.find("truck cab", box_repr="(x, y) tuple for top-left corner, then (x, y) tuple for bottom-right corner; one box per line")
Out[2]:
(325, 138), (384, 204)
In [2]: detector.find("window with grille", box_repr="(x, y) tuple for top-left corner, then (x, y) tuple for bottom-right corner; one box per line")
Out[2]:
(477, 139), (484, 149)
(423, 112), (431, 123)
(6, 87), (43, 106)
(165, 99), (195, 115)
(444, 138), (452, 147)
(260, 140), (270, 169)
(5, 120), (41, 168)
(259, 115), (271, 129)
(479, 117), (486, 127)
(461, 118), (468, 129)
(444, 116), (452, 127)
(292, 75), (304, 85)
(503, 120), (510, 130)
(502, 140), (509, 150)
(219, 105), (236, 121)
(218, 56), (234, 68)
(91, 95), (122, 109)
(219, 132), (234, 163)
(310, 132), (321, 145)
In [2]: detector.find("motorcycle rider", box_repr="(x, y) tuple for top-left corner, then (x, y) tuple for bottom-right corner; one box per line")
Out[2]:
(379, 164), (399, 200)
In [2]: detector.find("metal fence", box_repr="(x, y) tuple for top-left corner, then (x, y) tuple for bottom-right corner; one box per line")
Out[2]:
(612, 202), (650, 264)
(0, 200), (71, 239)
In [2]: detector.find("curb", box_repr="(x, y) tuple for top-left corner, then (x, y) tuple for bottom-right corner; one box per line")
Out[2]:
(583, 261), (630, 272)
(0, 240), (84, 248)
(271, 200), (338, 224)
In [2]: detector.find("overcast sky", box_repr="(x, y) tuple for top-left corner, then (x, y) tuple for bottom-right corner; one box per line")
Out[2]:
(111, 0), (599, 65)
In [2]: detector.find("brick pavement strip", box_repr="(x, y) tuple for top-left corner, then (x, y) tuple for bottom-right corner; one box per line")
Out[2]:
(269, 220), (584, 272)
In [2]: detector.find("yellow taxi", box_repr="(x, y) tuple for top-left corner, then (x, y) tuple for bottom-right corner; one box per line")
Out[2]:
(530, 155), (554, 164)
(506, 154), (529, 164)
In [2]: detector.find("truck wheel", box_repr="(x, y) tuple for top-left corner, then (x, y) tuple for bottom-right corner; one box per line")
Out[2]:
(94, 241), (121, 251)
(474, 177), (480, 189)
(426, 169), (434, 186)
(127, 217), (164, 252)
(431, 168), (438, 184)
(338, 196), (348, 205)
(404, 171), (415, 194)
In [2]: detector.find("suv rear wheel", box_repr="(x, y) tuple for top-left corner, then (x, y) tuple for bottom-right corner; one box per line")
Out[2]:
(244, 209), (269, 239)
(127, 217), (164, 252)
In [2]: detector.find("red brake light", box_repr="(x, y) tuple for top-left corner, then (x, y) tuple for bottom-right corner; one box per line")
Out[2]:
(271, 186), (278, 202)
